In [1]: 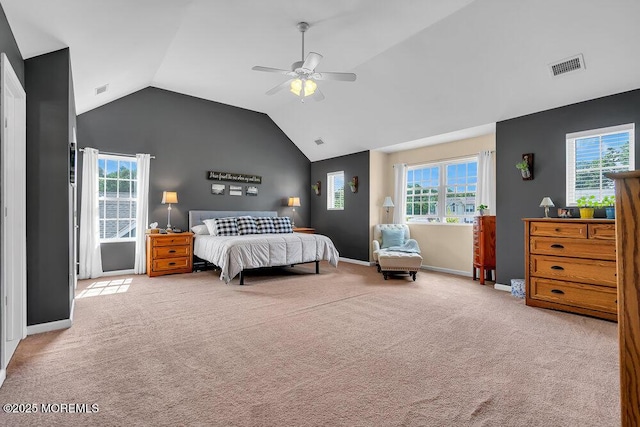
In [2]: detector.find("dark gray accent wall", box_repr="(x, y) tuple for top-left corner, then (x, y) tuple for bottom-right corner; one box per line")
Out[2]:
(77, 87), (310, 271)
(496, 88), (640, 284)
(310, 151), (370, 261)
(25, 48), (74, 325)
(0, 3), (24, 87)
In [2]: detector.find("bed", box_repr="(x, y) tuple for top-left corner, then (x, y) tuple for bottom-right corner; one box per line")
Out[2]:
(189, 210), (339, 285)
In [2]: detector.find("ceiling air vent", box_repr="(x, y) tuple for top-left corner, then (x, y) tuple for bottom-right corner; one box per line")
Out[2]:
(314, 138), (324, 145)
(95, 84), (109, 95)
(549, 54), (585, 77)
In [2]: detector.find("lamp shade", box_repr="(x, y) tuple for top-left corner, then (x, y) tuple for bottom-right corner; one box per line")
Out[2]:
(539, 197), (555, 207)
(288, 197), (301, 207)
(161, 191), (178, 204)
(382, 196), (395, 208)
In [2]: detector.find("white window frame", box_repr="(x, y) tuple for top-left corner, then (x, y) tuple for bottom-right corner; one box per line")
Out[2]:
(98, 154), (137, 242)
(566, 123), (635, 206)
(327, 171), (344, 210)
(406, 156), (478, 224)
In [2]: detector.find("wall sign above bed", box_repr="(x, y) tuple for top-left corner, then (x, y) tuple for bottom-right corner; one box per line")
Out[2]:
(207, 171), (262, 184)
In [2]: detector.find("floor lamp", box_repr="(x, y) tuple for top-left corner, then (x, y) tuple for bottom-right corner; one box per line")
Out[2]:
(383, 196), (394, 224)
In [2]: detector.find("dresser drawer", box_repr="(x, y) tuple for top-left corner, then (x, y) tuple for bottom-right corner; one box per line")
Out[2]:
(530, 237), (616, 261)
(152, 257), (191, 272)
(529, 222), (587, 239)
(530, 255), (617, 287)
(530, 277), (617, 314)
(588, 223), (616, 240)
(152, 235), (192, 247)
(152, 245), (191, 259)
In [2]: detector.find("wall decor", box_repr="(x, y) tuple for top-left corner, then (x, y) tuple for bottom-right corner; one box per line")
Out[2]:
(349, 176), (358, 193)
(312, 181), (321, 196)
(245, 185), (258, 196)
(229, 185), (243, 196)
(207, 171), (262, 184)
(515, 153), (534, 180)
(211, 184), (226, 195)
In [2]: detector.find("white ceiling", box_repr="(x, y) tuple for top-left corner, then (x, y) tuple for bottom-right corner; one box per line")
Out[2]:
(3, 0), (640, 161)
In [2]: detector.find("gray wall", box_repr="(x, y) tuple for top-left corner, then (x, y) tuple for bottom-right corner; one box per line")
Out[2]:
(25, 48), (74, 325)
(77, 87), (310, 271)
(0, 3), (24, 87)
(310, 151), (370, 261)
(496, 88), (640, 284)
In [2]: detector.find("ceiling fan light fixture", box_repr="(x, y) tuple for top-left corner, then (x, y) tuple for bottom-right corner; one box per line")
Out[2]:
(304, 79), (317, 97)
(290, 78), (302, 96)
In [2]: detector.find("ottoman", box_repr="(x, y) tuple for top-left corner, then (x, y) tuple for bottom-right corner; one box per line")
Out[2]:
(377, 251), (423, 281)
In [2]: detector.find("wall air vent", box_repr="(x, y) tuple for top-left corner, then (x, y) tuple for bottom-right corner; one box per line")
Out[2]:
(314, 138), (324, 145)
(549, 54), (585, 77)
(95, 84), (109, 95)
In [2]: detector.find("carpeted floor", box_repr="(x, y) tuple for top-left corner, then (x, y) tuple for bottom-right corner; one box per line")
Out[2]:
(0, 262), (619, 426)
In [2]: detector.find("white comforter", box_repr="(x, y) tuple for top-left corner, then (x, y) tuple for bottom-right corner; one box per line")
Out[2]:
(193, 233), (340, 283)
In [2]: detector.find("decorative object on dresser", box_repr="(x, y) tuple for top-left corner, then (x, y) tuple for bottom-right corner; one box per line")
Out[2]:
(161, 191), (178, 229)
(539, 197), (554, 218)
(382, 196), (395, 223)
(146, 232), (194, 277)
(523, 218), (616, 321)
(293, 227), (315, 234)
(515, 153), (533, 180)
(288, 197), (301, 227)
(472, 215), (496, 285)
(476, 204), (488, 216)
(605, 171), (640, 426)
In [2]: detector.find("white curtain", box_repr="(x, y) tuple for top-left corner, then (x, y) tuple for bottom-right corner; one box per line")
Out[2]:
(134, 154), (151, 274)
(392, 163), (408, 224)
(477, 150), (496, 214)
(79, 148), (103, 279)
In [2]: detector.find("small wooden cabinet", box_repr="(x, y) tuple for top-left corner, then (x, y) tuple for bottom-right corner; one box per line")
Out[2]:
(523, 218), (616, 321)
(293, 227), (315, 234)
(146, 233), (194, 277)
(473, 215), (496, 285)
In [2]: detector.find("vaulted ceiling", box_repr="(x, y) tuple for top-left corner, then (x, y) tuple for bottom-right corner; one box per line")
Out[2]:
(3, 0), (640, 161)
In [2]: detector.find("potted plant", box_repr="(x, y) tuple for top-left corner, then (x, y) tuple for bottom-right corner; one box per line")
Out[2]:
(348, 176), (358, 193)
(515, 159), (531, 179)
(311, 181), (321, 196)
(601, 195), (615, 219)
(576, 195), (596, 218)
(477, 204), (488, 216)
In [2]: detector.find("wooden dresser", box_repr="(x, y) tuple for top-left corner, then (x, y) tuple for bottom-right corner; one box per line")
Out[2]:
(472, 215), (496, 285)
(523, 218), (616, 321)
(146, 232), (194, 277)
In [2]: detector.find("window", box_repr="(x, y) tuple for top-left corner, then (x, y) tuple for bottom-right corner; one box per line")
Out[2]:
(566, 123), (635, 205)
(327, 171), (344, 210)
(98, 155), (137, 241)
(406, 157), (477, 224)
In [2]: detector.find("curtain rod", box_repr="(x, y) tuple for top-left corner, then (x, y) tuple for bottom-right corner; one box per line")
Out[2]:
(405, 150), (495, 167)
(79, 148), (156, 159)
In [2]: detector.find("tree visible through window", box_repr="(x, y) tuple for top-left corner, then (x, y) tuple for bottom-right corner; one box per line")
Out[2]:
(98, 155), (137, 241)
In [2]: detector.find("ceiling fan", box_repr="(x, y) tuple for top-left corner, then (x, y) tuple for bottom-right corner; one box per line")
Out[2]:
(252, 22), (357, 102)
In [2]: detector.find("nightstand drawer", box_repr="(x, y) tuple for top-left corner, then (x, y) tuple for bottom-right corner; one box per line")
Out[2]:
(530, 222), (587, 239)
(530, 277), (617, 314)
(152, 257), (190, 272)
(152, 235), (192, 247)
(153, 245), (191, 259)
(530, 255), (617, 287)
(530, 237), (615, 260)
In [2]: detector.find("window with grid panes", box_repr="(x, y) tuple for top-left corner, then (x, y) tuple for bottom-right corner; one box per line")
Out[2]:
(98, 155), (137, 241)
(327, 171), (344, 210)
(566, 123), (635, 205)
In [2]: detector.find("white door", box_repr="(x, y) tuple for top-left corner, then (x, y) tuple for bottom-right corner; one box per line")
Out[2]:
(1, 52), (27, 376)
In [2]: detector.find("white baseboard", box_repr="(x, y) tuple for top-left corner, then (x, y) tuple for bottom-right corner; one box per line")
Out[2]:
(27, 318), (72, 336)
(339, 257), (373, 266)
(494, 283), (512, 292)
(421, 265), (472, 277)
(70, 299), (75, 323)
(100, 269), (135, 277)
(0, 369), (5, 389)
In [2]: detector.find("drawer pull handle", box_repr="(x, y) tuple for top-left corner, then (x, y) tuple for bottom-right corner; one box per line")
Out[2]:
(169, 262), (176, 266)
(168, 250), (176, 253)
(555, 228), (560, 232)
(551, 289), (565, 295)
(550, 265), (564, 270)
(550, 244), (564, 249)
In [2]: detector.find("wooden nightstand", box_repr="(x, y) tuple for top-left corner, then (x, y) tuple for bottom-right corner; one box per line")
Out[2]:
(146, 232), (194, 277)
(293, 227), (315, 234)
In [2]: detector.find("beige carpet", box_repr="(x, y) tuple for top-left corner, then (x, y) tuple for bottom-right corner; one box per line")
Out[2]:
(0, 262), (619, 426)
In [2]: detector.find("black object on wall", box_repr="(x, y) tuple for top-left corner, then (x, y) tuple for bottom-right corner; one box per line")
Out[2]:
(310, 151), (370, 261)
(77, 87), (310, 271)
(496, 88), (640, 285)
(25, 48), (76, 325)
(0, 3), (24, 87)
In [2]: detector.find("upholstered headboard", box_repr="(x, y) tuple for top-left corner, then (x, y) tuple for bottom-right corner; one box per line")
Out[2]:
(188, 210), (278, 229)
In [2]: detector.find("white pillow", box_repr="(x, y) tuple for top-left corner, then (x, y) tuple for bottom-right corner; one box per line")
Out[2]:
(202, 218), (218, 236)
(191, 224), (209, 235)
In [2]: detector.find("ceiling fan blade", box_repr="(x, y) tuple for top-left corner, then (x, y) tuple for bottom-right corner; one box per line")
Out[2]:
(265, 79), (294, 96)
(311, 88), (325, 102)
(252, 66), (292, 75)
(301, 52), (323, 72)
(313, 71), (357, 82)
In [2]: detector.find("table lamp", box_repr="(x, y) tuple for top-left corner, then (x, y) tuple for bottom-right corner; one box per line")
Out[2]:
(162, 191), (178, 229)
(539, 197), (554, 218)
(288, 196), (301, 228)
(382, 196), (395, 223)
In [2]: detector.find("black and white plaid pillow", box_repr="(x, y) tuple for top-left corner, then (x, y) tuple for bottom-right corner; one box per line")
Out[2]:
(273, 217), (293, 234)
(214, 217), (238, 236)
(236, 216), (258, 235)
(255, 217), (276, 234)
